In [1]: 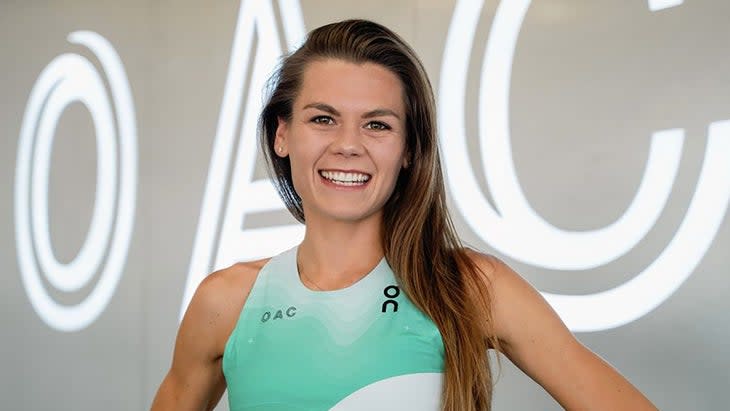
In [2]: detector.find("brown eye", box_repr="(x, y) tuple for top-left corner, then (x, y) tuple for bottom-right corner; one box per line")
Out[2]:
(365, 121), (391, 131)
(311, 116), (334, 125)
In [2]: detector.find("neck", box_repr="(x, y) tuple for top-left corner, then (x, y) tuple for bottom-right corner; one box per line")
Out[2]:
(297, 212), (384, 290)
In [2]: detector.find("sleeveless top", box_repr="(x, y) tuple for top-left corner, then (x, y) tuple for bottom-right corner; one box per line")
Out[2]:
(222, 246), (445, 411)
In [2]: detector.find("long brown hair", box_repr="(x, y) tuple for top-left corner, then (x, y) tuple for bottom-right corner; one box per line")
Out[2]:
(260, 19), (500, 411)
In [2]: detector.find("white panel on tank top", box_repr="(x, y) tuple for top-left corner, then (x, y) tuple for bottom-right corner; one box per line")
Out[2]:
(329, 372), (443, 410)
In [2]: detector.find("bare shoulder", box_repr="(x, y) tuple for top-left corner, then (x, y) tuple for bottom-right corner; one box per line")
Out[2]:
(461, 248), (556, 345)
(182, 258), (271, 357)
(461, 247), (508, 285)
(462, 247), (534, 294)
(196, 258), (270, 304)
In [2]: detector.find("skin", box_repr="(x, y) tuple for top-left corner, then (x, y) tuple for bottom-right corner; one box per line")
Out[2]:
(150, 59), (658, 410)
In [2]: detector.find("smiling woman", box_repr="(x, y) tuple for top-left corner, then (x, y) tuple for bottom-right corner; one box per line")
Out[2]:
(150, 19), (659, 411)
(275, 59), (408, 224)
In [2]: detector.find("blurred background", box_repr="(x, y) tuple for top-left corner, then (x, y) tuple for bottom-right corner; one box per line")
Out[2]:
(2, 0), (728, 409)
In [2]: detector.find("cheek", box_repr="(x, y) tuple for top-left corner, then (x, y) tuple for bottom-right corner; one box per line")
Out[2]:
(287, 156), (307, 194)
(287, 145), (319, 196)
(377, 147), (407, 186)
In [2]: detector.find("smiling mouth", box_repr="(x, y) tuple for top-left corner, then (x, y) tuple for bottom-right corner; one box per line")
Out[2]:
(319, 170), (371, 186)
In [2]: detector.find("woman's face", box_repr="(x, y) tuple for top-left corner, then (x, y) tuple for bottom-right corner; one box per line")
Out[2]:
(275, 58), (408, 225)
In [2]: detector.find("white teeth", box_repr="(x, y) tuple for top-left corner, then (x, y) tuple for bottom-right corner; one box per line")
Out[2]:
(320, 170), (371, 185)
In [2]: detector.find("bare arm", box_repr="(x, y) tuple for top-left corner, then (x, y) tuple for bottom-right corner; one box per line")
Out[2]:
(471, 252), (658, 410)
(150, 262), (262, 411)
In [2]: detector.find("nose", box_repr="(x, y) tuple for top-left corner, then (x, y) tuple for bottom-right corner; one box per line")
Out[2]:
(330, 123), (365, 157)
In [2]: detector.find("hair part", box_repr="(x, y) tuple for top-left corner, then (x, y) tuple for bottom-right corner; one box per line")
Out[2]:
(259, 19), (501, 411)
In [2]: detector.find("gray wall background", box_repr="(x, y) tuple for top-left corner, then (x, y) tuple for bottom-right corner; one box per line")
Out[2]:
(1, 0), (728, 410)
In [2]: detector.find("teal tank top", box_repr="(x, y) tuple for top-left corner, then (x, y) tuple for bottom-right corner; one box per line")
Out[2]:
(222, 246), (445, 410)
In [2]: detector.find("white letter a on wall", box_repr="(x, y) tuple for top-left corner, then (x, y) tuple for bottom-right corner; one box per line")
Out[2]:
(181, 0), (306, 320)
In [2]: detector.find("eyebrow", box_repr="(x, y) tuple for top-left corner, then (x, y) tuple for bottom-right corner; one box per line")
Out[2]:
(302, 102), (401, 120)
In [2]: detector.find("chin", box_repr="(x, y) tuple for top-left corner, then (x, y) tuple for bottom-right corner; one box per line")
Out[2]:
(307, 206), (382, 224)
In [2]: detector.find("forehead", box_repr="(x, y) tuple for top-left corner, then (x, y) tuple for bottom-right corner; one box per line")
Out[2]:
(295, 59), (405, 114)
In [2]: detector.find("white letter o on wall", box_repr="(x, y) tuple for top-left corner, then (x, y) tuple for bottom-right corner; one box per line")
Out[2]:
(15, 31), (137, 332)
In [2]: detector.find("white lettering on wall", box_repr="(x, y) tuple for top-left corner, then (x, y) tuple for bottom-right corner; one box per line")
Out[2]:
(181, 0), (306, 319)
(648, 0), (684, 12)
(439, 0), (729, 331)
(17, 1), (725, 335)
(15, 31), (137, 332)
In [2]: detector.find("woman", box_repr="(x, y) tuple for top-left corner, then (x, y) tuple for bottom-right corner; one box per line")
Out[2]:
(151, 19), (658, 411)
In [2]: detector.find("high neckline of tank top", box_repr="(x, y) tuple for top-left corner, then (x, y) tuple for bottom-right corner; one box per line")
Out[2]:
(288, 246), (389, 296)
